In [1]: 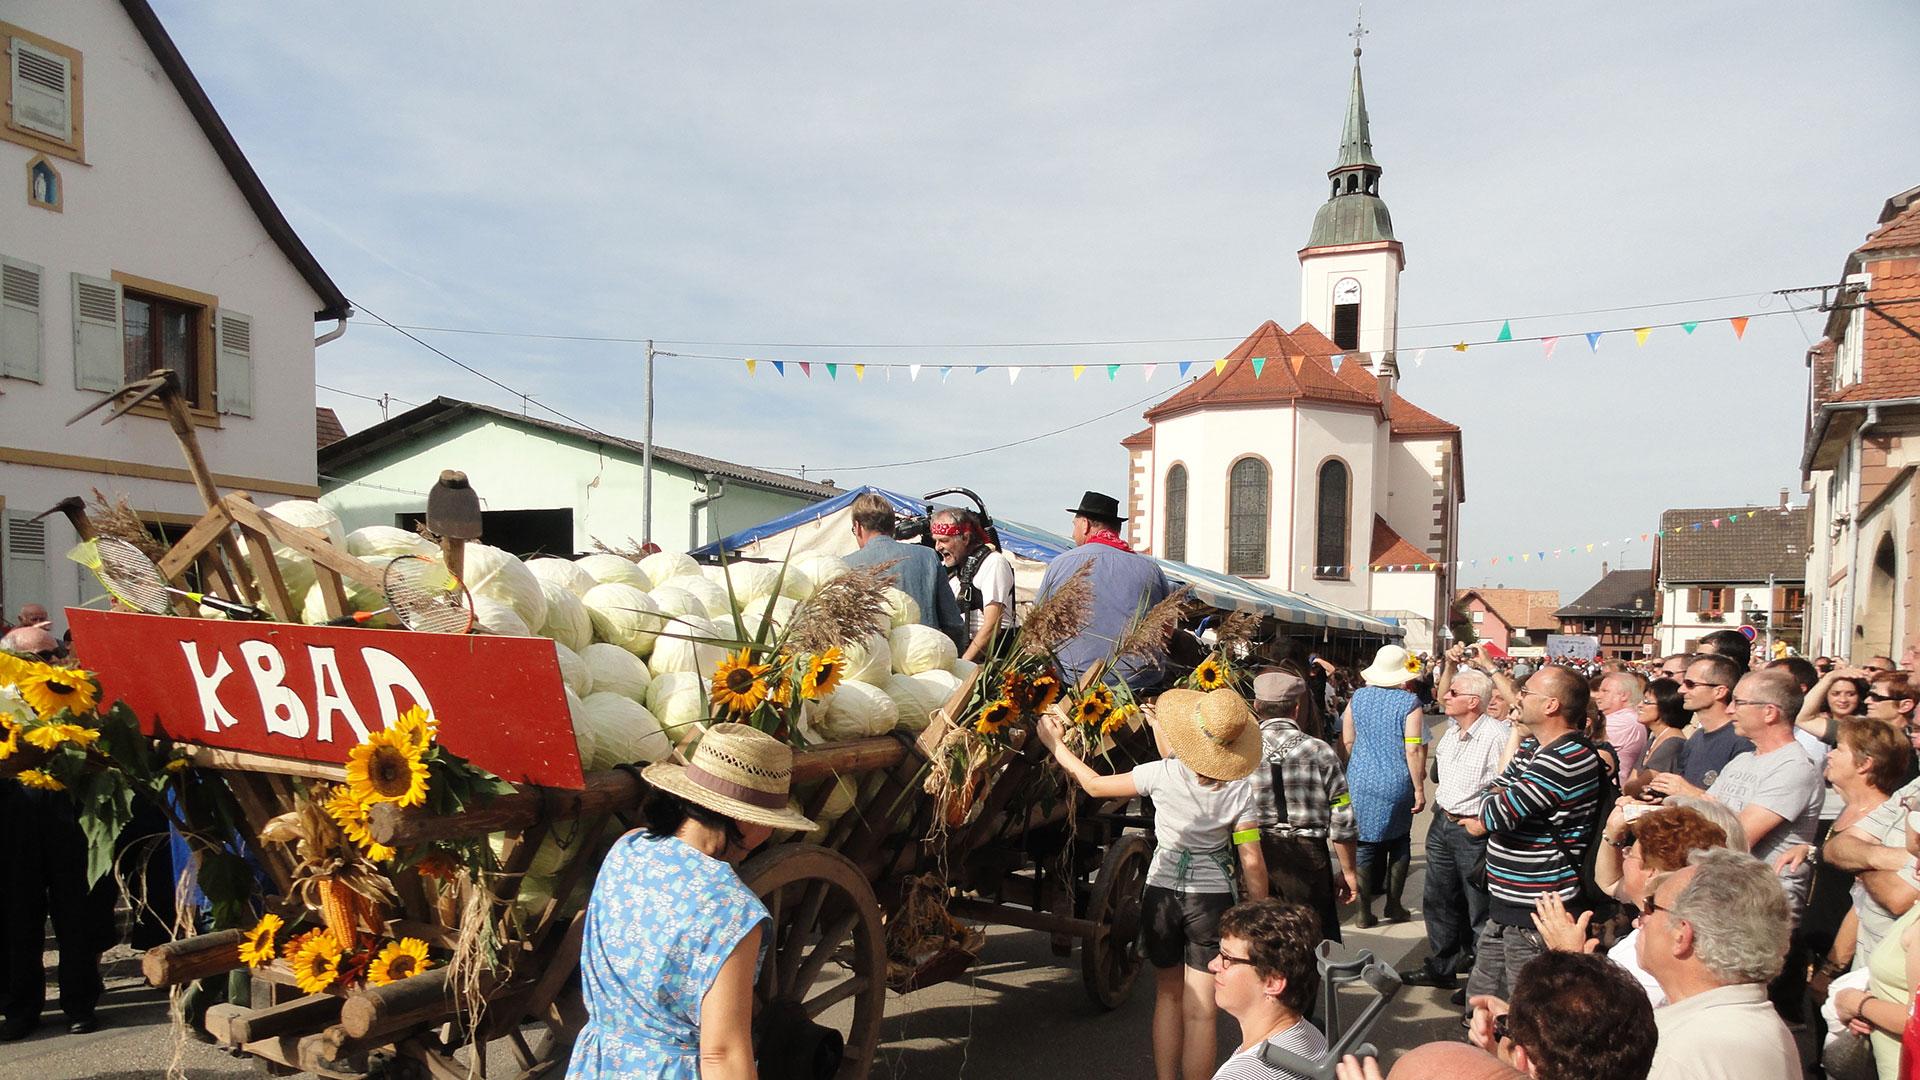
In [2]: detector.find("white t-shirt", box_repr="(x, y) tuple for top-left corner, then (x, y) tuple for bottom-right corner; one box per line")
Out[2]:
(1210, 1018), (1328, 1080)
(949, 550), (1015, 639)
(1133, 758), (1255, 894)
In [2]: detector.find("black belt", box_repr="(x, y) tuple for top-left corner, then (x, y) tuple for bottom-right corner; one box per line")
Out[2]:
(1263, 826), (1329, 841)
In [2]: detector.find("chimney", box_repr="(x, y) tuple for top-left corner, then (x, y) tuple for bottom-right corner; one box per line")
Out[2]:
(1374, 351), (1399, 422)
(1779, 487), (1789, 508)
(1602, 561), (1610, 577)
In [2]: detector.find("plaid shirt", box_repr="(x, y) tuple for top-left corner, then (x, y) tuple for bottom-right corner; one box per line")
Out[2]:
(1248, 718), (1357, 843)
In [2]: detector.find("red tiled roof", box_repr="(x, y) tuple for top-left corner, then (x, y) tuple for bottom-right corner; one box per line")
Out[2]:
(1387, 396), (1460, 436)
(1458, 587), (1562, 632)
(1832, 254), (1920, 402)
(1858, 190), (1920, 254)
(316, 406), (346, 449)
(1121, 427), (1153, 450)
(1370, 515), (1430, 567)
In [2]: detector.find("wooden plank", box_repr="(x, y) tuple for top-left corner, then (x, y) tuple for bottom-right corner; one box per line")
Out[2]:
(947, 896), (1103, 939)
(157, 510), (240, 580)
(189, 746), (347, 783)
(229, 993), (345, 1044)
(143, 929), (246, 987)
(231, 506), (298, 621)
(223, 496), (385, 591)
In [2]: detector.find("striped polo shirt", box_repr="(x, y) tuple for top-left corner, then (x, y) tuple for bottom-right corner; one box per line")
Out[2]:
(1478, 731), (1605, 925)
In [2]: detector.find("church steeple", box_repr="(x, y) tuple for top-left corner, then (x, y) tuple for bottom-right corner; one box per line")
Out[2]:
(1306, 13), (1394, 248)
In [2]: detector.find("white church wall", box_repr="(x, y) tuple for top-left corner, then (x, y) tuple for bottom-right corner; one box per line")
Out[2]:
(1298, 244), (1403, 359)
(1150, 406), (1296, 578)
(1371, 570), (1437, 652)
(1291, 403), (1378, 612)
(1383, 438), (1443, 561)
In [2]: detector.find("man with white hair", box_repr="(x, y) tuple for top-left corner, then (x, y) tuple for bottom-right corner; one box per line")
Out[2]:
(1639, 848), (1799, 1080)
(1402, 656), (1512, 993)
(1595, 670), (1649, 777)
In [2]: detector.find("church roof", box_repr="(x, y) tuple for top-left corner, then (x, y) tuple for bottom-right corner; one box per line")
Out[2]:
(1139, 320), (1460, 439)
(1336, 53), (1379, 170)
(1120, 427), (1153, 450)
(1370, 516), (1430, 568)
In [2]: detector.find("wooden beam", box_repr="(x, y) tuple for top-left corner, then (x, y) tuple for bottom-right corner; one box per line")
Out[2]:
(142, 929), (246, 987)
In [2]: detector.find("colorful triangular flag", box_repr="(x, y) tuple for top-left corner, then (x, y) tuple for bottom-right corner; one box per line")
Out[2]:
(1730, 316), (1749, 339)
(855, 364), (866, 381)
(975, 365), (988, 376)
(909, 364), (922, 382)
(1586, 332), (1603, 352)
(1107, 364), (1120, 381)
(1633, 327), (1651, 347)
(1413, 349), (1426, 367)
(1682, 322), (1699, 334)
(1072, 365), (1086, 381)
(1331, 353), (1344, 372)
(825, 363), (837, 380)
(1179, 361), (1194, 379)
(1542, 336), (1559, 359)
(1251, 357), (1267, 378)
(772, 360), (785, 376)
(1143, 364), (1157, 381)
(1452, 341), (1469, 352)
(745, 359), (758, 375)
(1008, 367), (1021, 385)
(798, 362), (812, 378)
(940, 366), (953, 383)
(1213, 359), (1228, 376)
(1496, 320), (1513, 342)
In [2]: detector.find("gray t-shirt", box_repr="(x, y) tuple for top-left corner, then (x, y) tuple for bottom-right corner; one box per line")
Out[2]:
(1209, 1018), (1329, 1080)
(1134, 758), (1254, 894)
(1707, 743), (1822, 917)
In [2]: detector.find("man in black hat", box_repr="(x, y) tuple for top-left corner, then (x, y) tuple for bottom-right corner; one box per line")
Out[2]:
(1033, 491), (1170, 689)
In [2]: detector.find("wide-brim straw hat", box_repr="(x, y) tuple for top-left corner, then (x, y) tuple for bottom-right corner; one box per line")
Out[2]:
(642, 723), (818, 832)
(1155, 687), (1260, 782)
(1360, 644), (1420, 687)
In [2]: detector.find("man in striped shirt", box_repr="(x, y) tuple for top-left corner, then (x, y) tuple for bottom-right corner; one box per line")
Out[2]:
(1460, 665), (1606, 1003)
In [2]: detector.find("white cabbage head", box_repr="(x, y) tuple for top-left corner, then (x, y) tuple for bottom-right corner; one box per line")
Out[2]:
(582, 583), (665, 656)
(344, 525), (437, 560)
(889, 623), (958, 675)
(461, 544), (547, 631)
(816, 681), (899, 741)
(582, 642), (651, 702)
(552, 640), (592, 698)
(575, 553), (651, 590)
(528, 557), (598, 598)
(538, 581), (593, 652)
(638, 550), (699, 586)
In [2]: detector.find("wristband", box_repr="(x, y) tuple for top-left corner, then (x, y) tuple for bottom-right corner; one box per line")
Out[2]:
(1404, 736), (1425, 745)
(1331, 793), (1351, 809)
(1231, 828), (1261, 846)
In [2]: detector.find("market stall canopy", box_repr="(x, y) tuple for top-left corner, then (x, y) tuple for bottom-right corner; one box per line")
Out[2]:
(691, 486), (1401, 638)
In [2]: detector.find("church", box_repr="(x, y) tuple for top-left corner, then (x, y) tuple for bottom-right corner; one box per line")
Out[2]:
(1120, 39), (1463, 652)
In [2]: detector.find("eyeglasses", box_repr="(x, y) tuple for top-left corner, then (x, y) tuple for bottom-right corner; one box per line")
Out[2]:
(1214, 950), (1257, 969)
(1490, 1014), (1511, 1044)
(1638, 895), (1673, 920)
(1680, 679), (1728, 690)
(1866, 691), (1897, 703)
(1730, 697), (1775, 710)
(1516, 687), (1556, 702)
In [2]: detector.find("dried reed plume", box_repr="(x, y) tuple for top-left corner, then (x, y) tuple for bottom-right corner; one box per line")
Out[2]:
(1216, 609), (1262, 652)
(590, 535), (649, 560)
(1018, 560), (1094, 657)
(1115, 584), (1193, 661)
(89, 488), (169, 563)
(790, 561), (897, 653)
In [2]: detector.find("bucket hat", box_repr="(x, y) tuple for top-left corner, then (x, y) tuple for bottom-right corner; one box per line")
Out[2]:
(1360, 644), (1421, 688)
(1154, 687), (1260, 781)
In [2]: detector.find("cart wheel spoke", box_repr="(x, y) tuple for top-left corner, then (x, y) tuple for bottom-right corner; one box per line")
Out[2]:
(791, 909), (861, 997)
(803, 974), (869, 1019)
(1082, 834), (1150, 1010)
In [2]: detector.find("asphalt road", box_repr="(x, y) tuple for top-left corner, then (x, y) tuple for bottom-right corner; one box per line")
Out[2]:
(0, 812), (1464, 1079)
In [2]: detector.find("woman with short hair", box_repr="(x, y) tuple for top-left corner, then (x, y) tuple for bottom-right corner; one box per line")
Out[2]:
(1207, 899), (1329, 1080)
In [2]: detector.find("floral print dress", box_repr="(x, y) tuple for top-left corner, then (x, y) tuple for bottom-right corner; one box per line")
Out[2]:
(566, 831), (769, 1079)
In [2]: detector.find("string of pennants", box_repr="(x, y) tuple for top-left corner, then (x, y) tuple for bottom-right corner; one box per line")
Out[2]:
(707, 311), (1764, 383)
(1299, 507), (1786, 577)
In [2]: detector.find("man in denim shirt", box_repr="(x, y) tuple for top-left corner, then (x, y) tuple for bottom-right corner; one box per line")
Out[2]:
(842, 492), (965, 647)
(1034, 492), (1170, 690)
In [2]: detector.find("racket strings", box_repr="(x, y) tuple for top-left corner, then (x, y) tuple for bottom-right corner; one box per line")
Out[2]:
(384, 556), (472, 634)
(94, 538), (181, 615)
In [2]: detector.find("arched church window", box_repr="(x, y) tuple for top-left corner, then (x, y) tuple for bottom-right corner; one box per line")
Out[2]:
(1227, 457), (1269, 577)
(1164, 465), (1188, 562)
(1315, 459), (1349, 577)
(1332, 277), (1361, 351)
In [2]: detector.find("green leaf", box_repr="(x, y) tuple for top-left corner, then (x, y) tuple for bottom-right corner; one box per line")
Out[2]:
(198, 851), (255, 930)
(73, 769), (134, 887)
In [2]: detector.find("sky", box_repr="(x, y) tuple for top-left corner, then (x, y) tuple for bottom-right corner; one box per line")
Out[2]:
(154, 1), (1920, 598)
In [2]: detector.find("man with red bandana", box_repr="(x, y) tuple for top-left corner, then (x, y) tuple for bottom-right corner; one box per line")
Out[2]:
(930, 508), (1015, 663)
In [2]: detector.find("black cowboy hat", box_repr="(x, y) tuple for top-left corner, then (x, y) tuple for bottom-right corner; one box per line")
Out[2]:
(1066, 491), (1127, 523)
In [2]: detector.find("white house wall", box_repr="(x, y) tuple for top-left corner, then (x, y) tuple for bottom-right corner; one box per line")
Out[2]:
(1656, 584), (1792, 655)
(1290, 403), (1378, 613)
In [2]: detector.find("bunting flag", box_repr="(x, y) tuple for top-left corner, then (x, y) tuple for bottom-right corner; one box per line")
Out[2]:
(1251, 357), (1267, 378)
(1143, 364), (1157, 381)
(855, 364), (866, 381)
(825, 363), (837, 380)
(1107, 364), (1120, 381)
(745, 359), (758, 375)
(1179, 361), (1194, 379)
(1008, 367), (1021, 385)
(1633, 327), (1651, 347)
(772, 360), (785, 376)
(1072, 365), (1087, 381)
(1586, 331), (1603, 352)
(798, 362), (812, 378)
(1682, 322), (1699, 334)
(909, 364), (922, 382)
(974, 365), (988, 375)
(1730, 316), (1749, 339)
(1213, 359), (1228, 376)
(1413, 349), (1427, 367)
(1452, 342), (1469, 352)
(1331, 353), (1344, 372)
(1496, 320), (1513, 342)
(1542, 336), (1559, 359)
(940, 366), (953, 383)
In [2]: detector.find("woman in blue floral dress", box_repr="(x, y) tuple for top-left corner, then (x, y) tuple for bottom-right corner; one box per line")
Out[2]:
(567, 724), (817, 1080)
(1339, 645), (1428, 928)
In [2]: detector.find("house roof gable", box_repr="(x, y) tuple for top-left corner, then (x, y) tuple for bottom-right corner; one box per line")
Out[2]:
(1656, 505), (1809, 584)
(1555, 569), (1657, 619)
(1459, 588), (1562, 631)
(1369, 515), (1429, 567)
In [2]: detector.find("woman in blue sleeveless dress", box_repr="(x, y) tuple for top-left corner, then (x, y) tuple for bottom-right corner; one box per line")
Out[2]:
(1339, 645), (1428, 928)
(567, 724), (817, 1080)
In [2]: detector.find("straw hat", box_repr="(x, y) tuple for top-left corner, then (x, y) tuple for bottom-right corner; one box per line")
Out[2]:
(642, 723), (818, 832)
(1360, 644), (1421, 688)
(1155, 688), (1260, 782)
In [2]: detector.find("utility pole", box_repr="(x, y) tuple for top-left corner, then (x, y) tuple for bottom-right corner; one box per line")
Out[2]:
(1765, 571), (1776, 659)
(642, 339), (655, 545)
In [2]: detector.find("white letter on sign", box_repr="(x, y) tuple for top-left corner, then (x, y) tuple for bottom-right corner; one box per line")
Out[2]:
(178, 641), (241, 732)
(306, 646), (370, 744)
(363, 648), (434, 732)
(238, 641), (310, 739)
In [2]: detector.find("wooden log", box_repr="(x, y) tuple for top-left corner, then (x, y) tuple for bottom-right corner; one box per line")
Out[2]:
(228, 992), (345, 1044)
(142, 929), (246, 987)
(337, 965), (506, 1040)
(188, 746), (347, 782)
(791, 735), (908, 783)
(947, 896), (1103, 940)
(203, 1002), (248, 1045)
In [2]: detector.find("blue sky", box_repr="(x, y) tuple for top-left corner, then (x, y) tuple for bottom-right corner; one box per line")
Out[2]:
(155, 2), (1920, 595)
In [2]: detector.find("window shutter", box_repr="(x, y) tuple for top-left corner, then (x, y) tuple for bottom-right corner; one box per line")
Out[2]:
(70, 272), (121, 391)
(215, 309), (253, 417)
(10, 38), (72, 142)
(1, 510), (48, 618)
(1688, 587), (1701, 611)
(0, 256), (43, 382)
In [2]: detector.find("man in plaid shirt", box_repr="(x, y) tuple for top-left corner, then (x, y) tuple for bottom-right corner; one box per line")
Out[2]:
(1245, 670), (1359, 945)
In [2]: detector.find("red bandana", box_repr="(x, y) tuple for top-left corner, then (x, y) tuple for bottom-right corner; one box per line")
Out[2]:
(1083, 531), (1133, 553)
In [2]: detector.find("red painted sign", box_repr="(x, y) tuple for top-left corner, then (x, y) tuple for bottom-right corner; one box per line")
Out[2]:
(68, 610), (583, 789)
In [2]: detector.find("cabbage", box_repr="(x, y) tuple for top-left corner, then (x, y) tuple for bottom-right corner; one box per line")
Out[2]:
(529, 557), (598, 598)
(781, 552), (849, 602)
(264, 500), (346, 601)
(802, 775), (861, 843)
(565, 687), (595, 770)
(344, 525), (437, 560)
(473, 597), (532, 637)
(881, 587), (920, 630)
(645, 672), (709, 743)
(817, 681), (899, 740)
(885, 670), (961, 733)
(582, 583), (665, 655)
(575, 554), (651, 590)
(948, 657), (980, 684)
(647, 585), (709, 622)
(639, 550), (698, 586)
(890, 624), (957, 675)
(538, 581), (593, 652)
(842, 632), (893, 686)
(299, 555), (392, 627)
(582, 642), (650, 702)
(579, 691), (670, 767)
(675, 576), (732, 622)
(739, 596), (798, 642)
(552, 641), (592, 698)
(718, 563), (782, 612)
(462, 544), (546, 632)
(647, 615), (727, 678)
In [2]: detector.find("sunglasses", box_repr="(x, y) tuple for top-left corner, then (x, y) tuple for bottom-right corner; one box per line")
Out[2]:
(1638, 895), (1673, 920)
(1867, 691), (1899, 703)
(1680, 679), (1728, 690)
(1491, 1014), (1511, 1044)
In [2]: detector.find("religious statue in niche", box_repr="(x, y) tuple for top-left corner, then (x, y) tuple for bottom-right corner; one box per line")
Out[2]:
(27, 155), (60, 211)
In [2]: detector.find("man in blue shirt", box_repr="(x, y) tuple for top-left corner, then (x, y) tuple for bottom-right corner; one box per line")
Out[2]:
(1034, 491), (1170, 690)
(841, 492), (966, 647)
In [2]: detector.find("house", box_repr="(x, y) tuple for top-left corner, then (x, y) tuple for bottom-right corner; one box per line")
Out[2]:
(1122, 37), (1463, 653)
(1555, 567), (1658, 660)
(1653, 502), (1810, 656)
(317, 397), (840, 556)
(1801, 185), (1920, 664)
(1455, 587), (1561, 654)
(0, 1), (350, 624)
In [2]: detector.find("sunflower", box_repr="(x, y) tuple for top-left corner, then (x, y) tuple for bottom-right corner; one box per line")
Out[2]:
(801, 648), (846, 701)
(388, 706), (437, 753)
(0, 651), (31, 686)
(367, 937), (433, 986)
(289, 930), (345, 994)
(344, 726), (430, 807)
(1027, 673), (1062, 712)
(0, 725), (18, 761)
(1074, 694), (1110, 728)
(415, 851), (461, 884)
(1086, 684), (1115, 712)
(974, 697), (1017, 736)
(16, 768), (63, 791)
(323, 785), (395, 861)
(24, 721), (98, 752)
(709, 650), (772, 715)
(1403, 655), (1423, 676)
(240, 914), (284, 967)
(17, 664), (98, 719)
(163, 754), (190, 773)
(1192, 656), (1227, 692)
(1102, 703), (1137, 737)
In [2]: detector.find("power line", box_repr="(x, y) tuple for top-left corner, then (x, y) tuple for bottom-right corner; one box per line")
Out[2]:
(317, 383), (418, 408)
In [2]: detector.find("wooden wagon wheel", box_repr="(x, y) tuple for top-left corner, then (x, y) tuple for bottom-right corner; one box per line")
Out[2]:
(741, 843), (887, 1080)
(1081, 833), (1150, 1010)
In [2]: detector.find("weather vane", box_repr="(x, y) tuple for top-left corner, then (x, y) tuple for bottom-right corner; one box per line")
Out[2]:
(1350, 4), (1368, 57)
